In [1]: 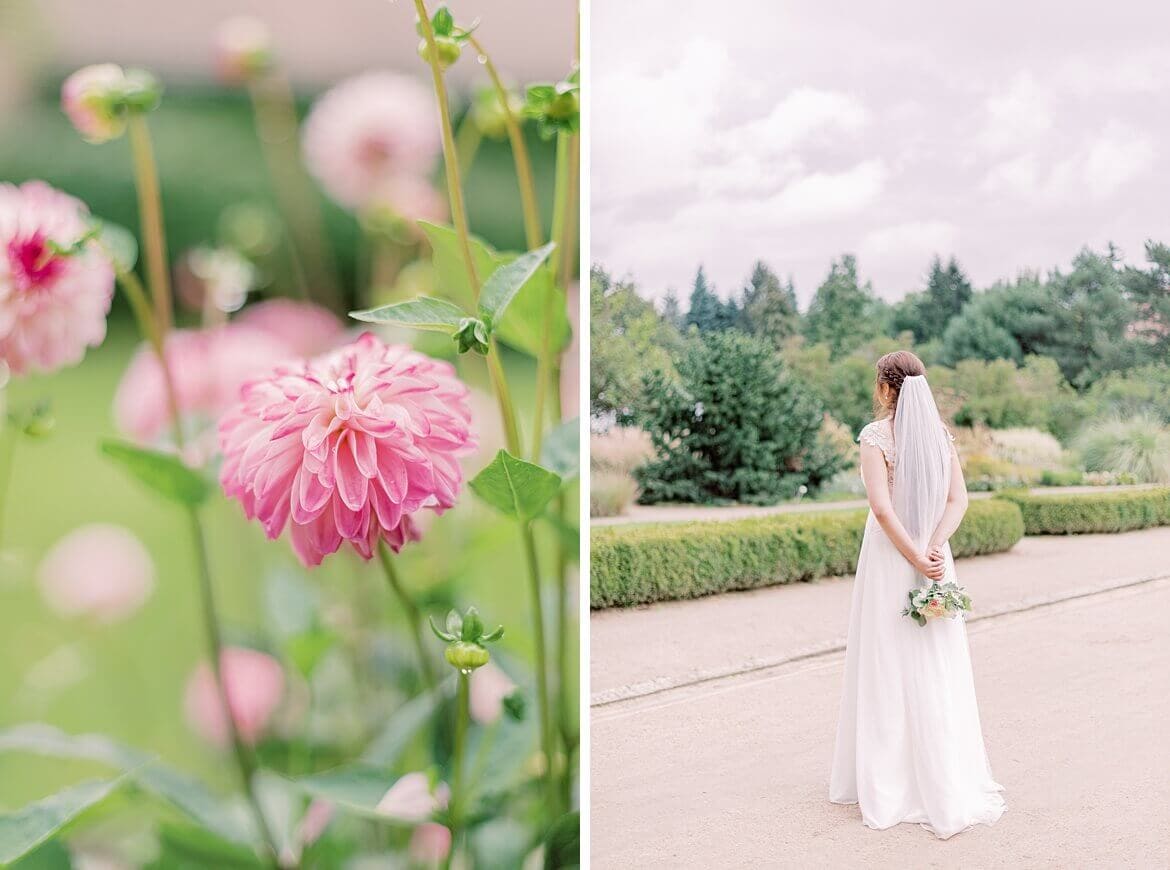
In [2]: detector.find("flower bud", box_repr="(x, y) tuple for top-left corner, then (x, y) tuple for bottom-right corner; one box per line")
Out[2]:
(454, 317), (489, 355)
(61, 65), (162, 144)
(472, 87), (524, 140)
(444, 640), (490, 671)
(418, 35), (462, 69)
(215, 16), (274, 84)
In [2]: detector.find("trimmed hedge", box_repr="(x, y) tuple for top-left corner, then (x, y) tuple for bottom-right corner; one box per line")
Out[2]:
(590, 499), (1025, 608)
(995, 487), (1170, 535)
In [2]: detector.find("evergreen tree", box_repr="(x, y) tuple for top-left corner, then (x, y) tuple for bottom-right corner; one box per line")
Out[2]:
(660, 288), (683, 329)
(802, 254), (883, 357)
(741, 261), (799, 347)
(920, 256), (973, 339)
(685, 265), (739, 332)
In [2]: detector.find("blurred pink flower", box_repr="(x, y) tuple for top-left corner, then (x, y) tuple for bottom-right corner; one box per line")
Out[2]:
(364, 174), (448, 228)
(114, 324), (292, 461)
(409, 822), (452, 865)
(375, 772), (449, 824)
(60, 64), (128, 143)
(37, 524), (154, 623)
(301, 72), (440, 212)
(470, 661), (517, 726)
(214, 16), (273, 84)
(183, 647), (285, 748)
(218, 333), (475, 567)
(0, 181), (114, 375)
(234, 299), (348, 358)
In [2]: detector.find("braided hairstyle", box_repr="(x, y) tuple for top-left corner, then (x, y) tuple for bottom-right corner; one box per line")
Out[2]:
(873, 350), (926, 419)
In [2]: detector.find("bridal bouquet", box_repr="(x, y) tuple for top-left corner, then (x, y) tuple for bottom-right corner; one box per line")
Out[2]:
(903, 581), (972, 626)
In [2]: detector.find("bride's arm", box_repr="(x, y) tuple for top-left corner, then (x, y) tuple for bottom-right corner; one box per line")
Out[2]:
(928, 449), (969, 551)
(861, 442), (944, 580)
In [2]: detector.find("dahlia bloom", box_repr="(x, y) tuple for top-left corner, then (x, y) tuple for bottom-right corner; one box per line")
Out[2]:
(375, 772), (449, 824)
(409, 823), (452, 864)
(301, 72), (441, 212)
(183, 647), (285, 748)
(37, 524), (155, 624)
(60, 64), (129, 143)
(114, 324), (292, 463)
(219, 333), (474, 567)
(234, 299), (348, 358)
(0, 181), (114, 375)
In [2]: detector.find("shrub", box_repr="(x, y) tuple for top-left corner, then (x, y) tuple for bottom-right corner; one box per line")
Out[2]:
(634, 331), (846, 505)
(590, 499), (1024, 608)
(590, 471), (638, 518)
(1076, 415), (1170, 483)
(987, 427), (1066, 468)
(1039, 469), (1084, 487)
(996, 488), (1170, 534)
(590, 426), (653, 474)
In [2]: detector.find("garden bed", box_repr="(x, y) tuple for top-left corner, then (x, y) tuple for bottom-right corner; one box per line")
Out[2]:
(995, 488), (1170, 535)
(590, 499), (1025, 608)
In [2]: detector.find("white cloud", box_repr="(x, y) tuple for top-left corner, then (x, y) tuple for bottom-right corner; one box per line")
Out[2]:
(1081, 121), (1156, 198)
(768, 159), (888, 222)
(729, 88), (870, 153)
(978, 71), (1052, 152)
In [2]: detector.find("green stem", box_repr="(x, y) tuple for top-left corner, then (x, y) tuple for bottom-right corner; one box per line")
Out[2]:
(0, 424), (15, 550)
(453, 112), (483, 179)
(444, 670), (470, 870)
(127, 115), (173, 336)
(413, 0), (480, 295)
(531, 133), (573, 461)
(468, 36), (542, 250)
(521, 522), (557, 813)
(188, 510), (281, 868)
(115, 270), (184, 449)
(485, 343), (522, 456)
(376, 541), (436, 691)
(247, 71), (341, 309)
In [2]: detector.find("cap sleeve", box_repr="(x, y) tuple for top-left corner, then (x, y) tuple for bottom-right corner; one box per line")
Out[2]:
(858, 420), (895, 465)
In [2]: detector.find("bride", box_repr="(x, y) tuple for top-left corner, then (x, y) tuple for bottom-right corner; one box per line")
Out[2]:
(829, 350), (1006, 838)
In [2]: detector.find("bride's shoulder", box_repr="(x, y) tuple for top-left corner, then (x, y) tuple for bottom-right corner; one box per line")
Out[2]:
(857, 418), (894, 451)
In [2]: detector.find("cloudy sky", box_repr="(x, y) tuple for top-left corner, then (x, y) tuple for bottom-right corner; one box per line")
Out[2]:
(591, 0), (1170, 306)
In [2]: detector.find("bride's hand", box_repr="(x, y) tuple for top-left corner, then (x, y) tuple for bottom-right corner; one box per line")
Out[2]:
(915, 549), (946, 581)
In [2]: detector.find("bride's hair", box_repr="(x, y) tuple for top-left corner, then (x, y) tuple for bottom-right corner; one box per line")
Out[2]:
(874, 350), (926, 418)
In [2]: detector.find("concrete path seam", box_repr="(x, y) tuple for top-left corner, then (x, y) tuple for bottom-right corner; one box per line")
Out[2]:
(590, 570), (1170, 708)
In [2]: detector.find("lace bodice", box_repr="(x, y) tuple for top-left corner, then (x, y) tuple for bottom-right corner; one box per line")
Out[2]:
(857, 418), (954, 490)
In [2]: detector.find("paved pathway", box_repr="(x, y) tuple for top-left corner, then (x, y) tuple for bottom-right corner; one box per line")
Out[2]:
(590, 529), (1170, 868)
(592, 484), (1162, 527)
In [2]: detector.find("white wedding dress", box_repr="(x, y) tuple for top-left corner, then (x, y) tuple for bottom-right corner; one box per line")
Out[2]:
(829, 388), (1005, 839)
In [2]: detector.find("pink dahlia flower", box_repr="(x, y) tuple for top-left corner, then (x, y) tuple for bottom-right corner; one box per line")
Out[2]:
(409, 823), (452, 864)
(234, 299), (348, 358)
(37, 524), (155, 624)
(114, 324), (293, 463)
(301, 72), (441, 212)
(61, 64), (129, 143)
(183, 646), (285, 748)
(219, 333), (475, 567)
(0, 181), (114, 375)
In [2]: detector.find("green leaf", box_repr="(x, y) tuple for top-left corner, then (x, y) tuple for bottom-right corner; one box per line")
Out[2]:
(100, 440), (210, 507)
(493, 267), (571, 357)
(0, 724), (255, 846)
(431, 6), (454, 35)
(143, 822), (266, 870)
(361, 683), (449, 767)
(0, 777), (123, 865)
(478, 243), (555, 324)
(348, 296), (467, 332)
(418, 222), (498, 307)
(295, 765), (395, 821)
(540, 418), (580, 481)
(8, 838), (72, 870)
(543, 810), (580, 869)
(96, 220), (139, 273)
(286, 628), (336, 678)
(470, 451), (562, 522)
